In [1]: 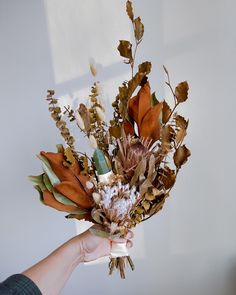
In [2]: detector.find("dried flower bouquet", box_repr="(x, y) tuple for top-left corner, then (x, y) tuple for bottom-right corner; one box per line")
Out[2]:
(29, 0), (191, 279)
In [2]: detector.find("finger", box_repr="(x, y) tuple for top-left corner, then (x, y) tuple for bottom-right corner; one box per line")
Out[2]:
(125, 230), (134, 240)
(126, 240), (133, 248)
(111, 237), (127, 243)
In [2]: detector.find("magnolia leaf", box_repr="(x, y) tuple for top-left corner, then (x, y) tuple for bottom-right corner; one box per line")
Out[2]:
(130, 158), (147, 186)
(117, 40), (133, 60)
(126, 0), (134, 21)
(175, 115), (189, 129)
(151, 92), (159, 106)
(34, 185), (45, 204)
(173, 145), (191, 169)
(134, 17), (144, 42)
(43, 173), (53, 193)
(162, 100), (172, 124)
(65, 208), (89, 216)
(28, 174), (46, 192)
(63, 146), (75, 168)
(52, 189), (78, 207)
(37, 154), (60, 186)
(175, 81), (189, 103)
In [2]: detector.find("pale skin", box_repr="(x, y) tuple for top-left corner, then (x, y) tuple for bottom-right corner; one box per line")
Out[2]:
(22, 226), (133, 295)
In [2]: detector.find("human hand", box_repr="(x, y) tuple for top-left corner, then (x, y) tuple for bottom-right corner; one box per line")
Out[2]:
(72, 225), (134, 263)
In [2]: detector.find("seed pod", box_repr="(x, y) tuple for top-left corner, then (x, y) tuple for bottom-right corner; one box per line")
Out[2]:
(96, 106), (105, 122)
(92, 192), (101, 204)
(75, 111), (85, 130)
(89, 135), (98, 149)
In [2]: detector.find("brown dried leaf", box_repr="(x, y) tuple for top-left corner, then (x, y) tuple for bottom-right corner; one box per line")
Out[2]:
(147, 154), (156, 179)
(91, 208), (104, 225)
(140, 179), (153, 196)
(130, 158), (147, 186)
(63, 147), (75, 168)
(117, 40), (133, 60)
(175, 128), (187, 146)
(109, 125), (121, 138)
(162, 100), (172, 124)
(142, 200), (150, 212)
(159, 167), (176, 189)
(138, 61), (151, 74)
(173, 145), (191, 169)
(175, 115), (189, 129)
(79, 104), (91, 132)
(136, 206), (144, 214)
(126, 0), (134, 21)
(134, 17), (144, 42)
(175, 81), (189, 103)
(161, 125), (175, 151)
(149, 199), (165, 216)
(144, 192), (156, 201)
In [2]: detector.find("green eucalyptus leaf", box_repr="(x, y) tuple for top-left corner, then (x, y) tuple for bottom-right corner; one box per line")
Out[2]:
(28, 174), (46, 192)
(89, 227), (110, 239)
(34, 185), (45, 204)
(67, 208), (89, 214)
(151, 92), (159, 106)
(43, 173), (53, 193)
(52, 189), (77, 207)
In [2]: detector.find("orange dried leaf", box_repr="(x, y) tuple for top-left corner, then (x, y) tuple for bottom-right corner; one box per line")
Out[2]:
(140, 103), (162, 141)
(43, 190), (78, 213)
(54, 181), (94, 209)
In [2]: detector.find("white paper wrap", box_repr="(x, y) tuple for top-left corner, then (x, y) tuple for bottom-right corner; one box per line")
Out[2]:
(84, 242), (129, 265)
(110, 242), (129, 258)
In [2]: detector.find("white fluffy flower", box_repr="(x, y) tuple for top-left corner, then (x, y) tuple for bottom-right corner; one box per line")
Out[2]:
(98, 182), (140, 220)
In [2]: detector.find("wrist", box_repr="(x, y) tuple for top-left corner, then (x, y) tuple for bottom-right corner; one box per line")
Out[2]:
(64, 236), (85, 266)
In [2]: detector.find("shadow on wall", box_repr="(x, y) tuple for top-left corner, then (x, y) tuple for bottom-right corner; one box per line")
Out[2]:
(226, 260), (236, 295)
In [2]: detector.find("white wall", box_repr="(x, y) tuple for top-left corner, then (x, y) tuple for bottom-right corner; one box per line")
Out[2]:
(0, 0), (236, 294)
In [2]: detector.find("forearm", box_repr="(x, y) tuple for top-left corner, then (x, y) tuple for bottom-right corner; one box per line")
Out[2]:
(22, 236), (82, 295)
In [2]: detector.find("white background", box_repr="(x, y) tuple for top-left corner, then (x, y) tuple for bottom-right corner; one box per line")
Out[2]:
(0, 0), (236, 294)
